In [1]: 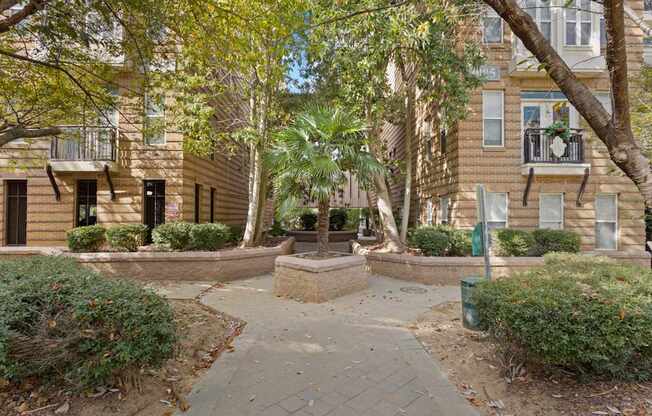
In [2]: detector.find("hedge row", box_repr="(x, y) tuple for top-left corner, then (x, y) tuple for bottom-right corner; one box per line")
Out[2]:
(408, 226), (581, 257)
(66, 222), (233, 252)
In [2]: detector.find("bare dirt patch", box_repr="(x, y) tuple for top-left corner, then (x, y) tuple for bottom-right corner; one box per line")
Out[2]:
(413, 302), (652, 416)
(0, 300), (244, 416)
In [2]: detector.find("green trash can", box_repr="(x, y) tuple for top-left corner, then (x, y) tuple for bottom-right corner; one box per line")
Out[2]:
(461, 276), (484, 330)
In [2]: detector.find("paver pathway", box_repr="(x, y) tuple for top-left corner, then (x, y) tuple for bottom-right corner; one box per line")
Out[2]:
(178, 275), (479, 416)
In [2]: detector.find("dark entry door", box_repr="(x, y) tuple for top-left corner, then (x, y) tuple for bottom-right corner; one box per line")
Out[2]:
(143, 180), (165, 241)
(6, 180), (27, 246)
(76, 180), (97, 227)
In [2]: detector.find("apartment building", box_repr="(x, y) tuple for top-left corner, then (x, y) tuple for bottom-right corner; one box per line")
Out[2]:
(384, 0), (648, 253)
(0, 11), (249, 247)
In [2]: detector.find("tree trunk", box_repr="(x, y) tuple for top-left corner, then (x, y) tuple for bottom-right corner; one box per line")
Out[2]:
(317, 199), (330, 255)
(253, 165), (268, 244)
(397, 57), (415, 243)
(365, 192), (376, 234)
(366, 116), (404, 252)
(483, 0), (652, 208)
(241, 143), (262, 247)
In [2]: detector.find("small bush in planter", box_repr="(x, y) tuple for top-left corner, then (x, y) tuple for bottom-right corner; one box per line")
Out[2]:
(152, 222), (193, 250)
(329, 208), (348, 231)
(494, 229), (535, 257)
(227, 224), (244, 243)
(433, 225), (472, 256)
(408, 226), (449, 256)
(66, 225), (106, 252)
(530, 229), (581, 256)
(190, 223), (231, 250)
(106, 224), (148, 252)
(300, 212), (317, 231)
(269, 221), (287, 237)
(474, 253), (652, 380)
(0, 256), (176, 389)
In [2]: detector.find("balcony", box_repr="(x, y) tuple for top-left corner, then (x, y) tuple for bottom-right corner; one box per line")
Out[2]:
(522, 128), (590, 176)
(49, 126), (118, 172)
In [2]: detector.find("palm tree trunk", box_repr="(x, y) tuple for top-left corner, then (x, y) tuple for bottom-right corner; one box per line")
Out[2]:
(317, 199), (330, 255)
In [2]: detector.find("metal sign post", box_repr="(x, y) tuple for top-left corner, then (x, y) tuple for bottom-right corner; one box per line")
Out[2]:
(476, 185), (492, 280)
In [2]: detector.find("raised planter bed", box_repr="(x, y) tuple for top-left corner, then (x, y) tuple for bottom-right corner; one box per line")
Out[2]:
(352, 241), (651, 285)
(0, 239), (295, 281)
(287, 230), (358, 243)
(274, 252), (368, 303)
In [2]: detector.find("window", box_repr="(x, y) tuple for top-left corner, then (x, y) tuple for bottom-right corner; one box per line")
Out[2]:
(595, 92), (612, 115)
(423, 119), (433, 160)
(438, 196), (450, 225)
(646, 0), (652, 12)
(595, 194), (618, 250)
(483, 9), (502, 43)
(440, 128), (447, 154)
(482, 91), (504, 147)
(144, 94), (165, 145)
(426, 198), (433, 225)
(485, 192), (508, 229)
(77, 180), (97, 227)
(210, 187), (216, 223)
(194, 184), (201, 223)
(524, 0), (551, 41)
(600, 15), (606, 49)
(565, 0), (592, 46)
(539, 193), (564, 229)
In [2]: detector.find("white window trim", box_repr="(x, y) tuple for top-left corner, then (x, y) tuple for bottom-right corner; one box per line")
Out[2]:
(539, 193), (564, 229)
(144, 94), (166, 145)
(438, 196), (450, 225)
(482, 9), (503, 44)
(482, 90), (504, 148)
(425, 198), (433, 226)
(484, 192), (509, 228)
(595, 193), (619, 251)
(564, 0), (593, 48)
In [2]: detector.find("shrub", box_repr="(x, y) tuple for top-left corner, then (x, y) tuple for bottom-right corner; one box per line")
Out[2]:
(329, 208), (348, 231)
(300, 212), (317, 231)
(66, 225), (106, 252)
(345, 208), (361, 231)
(530, 229), (581, 256)
(474, 253), (652, 380)
(106, 224), (148, 252)
(408, 226), (449, 256)
(152, 222), (193, 250)
(436, 225), (472, 256)
(494, 229), (535, 257)
(0, 256), (176, 388)
(190, 223), (231, 251)
(228, 224), (244, 243)
(269, 221), (287, 237)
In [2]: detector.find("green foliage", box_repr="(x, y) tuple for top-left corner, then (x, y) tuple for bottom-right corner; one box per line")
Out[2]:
(474, 253), (652, 380)
(227, 225), (244, 244)
(106, 224), (148, 252)
(329, 208), (348, 231)
(408, 225), (471, 256)
(66, 225), (106, 252)
(269, 222), (287, 237)
(345, 208), (362, 231)
(300, 212), (318, 231)
(0, 256), (176, 388)
(152, 222), (193, 250)
(190, 223), (231, 251)
(530, 229), (581, 256)
(408, 227), (449, 256)
(494, 229), (535, 257)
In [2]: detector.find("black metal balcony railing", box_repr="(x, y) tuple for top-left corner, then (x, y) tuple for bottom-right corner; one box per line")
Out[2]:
(523, 128), (584, 164)
(50, 126), (117, 161)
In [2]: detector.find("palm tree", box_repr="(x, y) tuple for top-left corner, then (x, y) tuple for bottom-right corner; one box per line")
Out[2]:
(272, 106), (384, 255)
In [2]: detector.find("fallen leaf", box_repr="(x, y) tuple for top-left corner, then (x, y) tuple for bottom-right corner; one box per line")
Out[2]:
(55, 402), (70, 414)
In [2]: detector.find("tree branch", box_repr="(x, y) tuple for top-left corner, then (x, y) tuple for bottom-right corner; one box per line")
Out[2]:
(0, 126), (61, 145)
(0, 0), (47, 34)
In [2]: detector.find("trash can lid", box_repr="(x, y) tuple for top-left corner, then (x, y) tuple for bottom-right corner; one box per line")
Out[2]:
(461, 276), (486, 287)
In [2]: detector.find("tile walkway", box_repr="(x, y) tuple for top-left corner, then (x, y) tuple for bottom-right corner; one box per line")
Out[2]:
(172, 275), (479, 416)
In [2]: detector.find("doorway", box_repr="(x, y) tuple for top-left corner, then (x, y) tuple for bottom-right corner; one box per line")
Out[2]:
(143, 180), (165, 241)
(76, 180), (97, 227)
(6, 180), (27, 246)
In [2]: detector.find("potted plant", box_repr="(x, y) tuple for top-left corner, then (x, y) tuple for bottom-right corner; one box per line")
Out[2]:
(544, 121), (572, 142)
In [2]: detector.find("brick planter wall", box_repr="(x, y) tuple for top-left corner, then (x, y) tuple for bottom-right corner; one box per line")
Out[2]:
(274, 253), (368, 303)
(352, 241), (650, 286)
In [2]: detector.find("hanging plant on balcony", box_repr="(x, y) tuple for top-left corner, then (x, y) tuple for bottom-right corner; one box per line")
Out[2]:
(544, 121), (572, 142)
